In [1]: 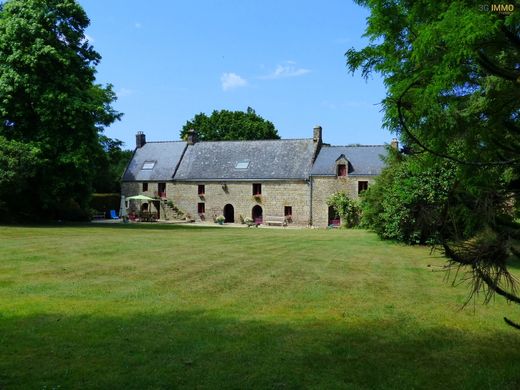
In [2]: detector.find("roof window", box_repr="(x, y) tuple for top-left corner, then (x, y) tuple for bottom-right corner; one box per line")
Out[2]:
(235, 160), (250, 169)
(142, 161), (156, 170)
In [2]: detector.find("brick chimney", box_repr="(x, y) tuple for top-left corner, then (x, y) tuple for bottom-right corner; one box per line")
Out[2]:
(187, 129), (198, 145)
(136, 131), (146, 148)
(391, 138), (399, 150)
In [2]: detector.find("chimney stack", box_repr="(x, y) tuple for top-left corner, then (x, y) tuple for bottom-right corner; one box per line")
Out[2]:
(391, 138), (399, 150)
(187, 129), (198, 145)
(136, 131), (146, 148)
(313, 125), (322, 144)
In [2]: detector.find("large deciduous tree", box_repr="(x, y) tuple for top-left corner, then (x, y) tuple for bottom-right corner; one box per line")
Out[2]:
(0, 0), (121, 220)
(180, 107), (280, 141)
(347, 1), (520, 327)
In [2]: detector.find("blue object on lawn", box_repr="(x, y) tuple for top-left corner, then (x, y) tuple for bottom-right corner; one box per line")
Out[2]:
(109, 210), (119, 219)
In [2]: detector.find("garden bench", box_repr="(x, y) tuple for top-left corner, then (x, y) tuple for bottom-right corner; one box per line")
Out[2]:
(245, 219), (259, 228)
(264, 216), (287, 227)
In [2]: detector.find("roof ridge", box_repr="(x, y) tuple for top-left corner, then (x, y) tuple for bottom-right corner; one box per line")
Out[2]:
(325, 144), (386, 148)
(145, 140), (186, 144)
(192, 138), (312, 143)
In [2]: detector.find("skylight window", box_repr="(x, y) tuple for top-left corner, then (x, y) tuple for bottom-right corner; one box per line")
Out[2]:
(142, 161), (156, 170)
(235, 160), (250, 169)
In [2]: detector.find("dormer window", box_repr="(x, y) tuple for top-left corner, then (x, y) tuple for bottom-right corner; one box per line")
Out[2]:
(337, 164), (347, 177)
(142, 161), (156, 170)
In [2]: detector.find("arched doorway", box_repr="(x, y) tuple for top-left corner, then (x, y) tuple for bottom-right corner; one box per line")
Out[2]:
(328, 206), (340, 226)
(252, 205), (263, 224)
(224, 204), (234, 223)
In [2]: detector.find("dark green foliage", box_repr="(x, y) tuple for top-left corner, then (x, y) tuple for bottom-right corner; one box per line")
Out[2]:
(0, 136), (41, 219)
(93, 136), (133, 193)
(327, 192), (361, 228)
(180, 107), (280, 141)
(0, 0), (121, 221)
(90, 193), (120, 216)
(361, 149), (457, 244)
(347, 0), (520, 326)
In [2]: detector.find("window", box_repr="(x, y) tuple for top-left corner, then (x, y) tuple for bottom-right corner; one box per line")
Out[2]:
(198, 202), (205, 214)
(142, 161), (156, 170)
(252, 183), (262, 195)
(358, 181), (368, 194)
(235, 160), (250, 169)
(284, 206), (292, 217)
(198, 184), (205, 195)
(142, 182), (148, 192)
(337, 164), (347, 177)
(158, 182), (166, 197)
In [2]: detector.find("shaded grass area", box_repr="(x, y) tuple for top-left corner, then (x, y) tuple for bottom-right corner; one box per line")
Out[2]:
(1, 224), (519, 389)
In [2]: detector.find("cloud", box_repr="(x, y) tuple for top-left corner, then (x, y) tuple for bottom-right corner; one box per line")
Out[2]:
(135, 22), (142, 29)
(260, 62), (311, 80)
(84, 34), (94, 43)
(221, 72), (247, 91)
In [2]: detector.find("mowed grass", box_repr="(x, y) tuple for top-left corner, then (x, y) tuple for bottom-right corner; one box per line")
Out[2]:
(0, 225), (519, 389)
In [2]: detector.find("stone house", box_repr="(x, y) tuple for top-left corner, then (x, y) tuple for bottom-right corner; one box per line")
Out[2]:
(121, 127), (390, 227)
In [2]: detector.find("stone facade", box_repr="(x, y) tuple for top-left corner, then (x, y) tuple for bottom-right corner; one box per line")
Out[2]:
(168, 181), (310, 225)
(310, 176), (376, 227)
(122, 176), (377, 227)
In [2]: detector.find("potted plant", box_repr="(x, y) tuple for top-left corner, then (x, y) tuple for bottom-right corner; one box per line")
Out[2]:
(216, 215), (225, 225)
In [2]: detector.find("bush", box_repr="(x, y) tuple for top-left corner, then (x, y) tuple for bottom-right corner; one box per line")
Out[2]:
(90, 193), (120, 214)
(327, 192), (361, 228)
(360, 150), (456, 244)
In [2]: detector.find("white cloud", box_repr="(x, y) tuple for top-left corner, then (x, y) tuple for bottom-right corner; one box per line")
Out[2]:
(84, 34), (94, 43)
(260, 62), (311, 80)
(221, 72), (247, 91)
(135, 22), (142, 29)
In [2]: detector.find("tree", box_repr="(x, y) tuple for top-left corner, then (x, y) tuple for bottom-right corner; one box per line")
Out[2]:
(180, 107), (280, 141)
(92, 136), (133, 194)
(360, 148), (458, 244)
(0, 0), (121, 220)
(346, 1), (520, 327)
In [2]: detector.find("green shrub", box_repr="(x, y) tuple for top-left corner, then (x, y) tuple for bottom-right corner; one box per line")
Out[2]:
(360, 150), (456, 244)
(327, 192), (361, 228)
(90, 193), (120, 214)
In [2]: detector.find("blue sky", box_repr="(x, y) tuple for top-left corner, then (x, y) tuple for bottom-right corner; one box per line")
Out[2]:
(78, 0), (391, 150)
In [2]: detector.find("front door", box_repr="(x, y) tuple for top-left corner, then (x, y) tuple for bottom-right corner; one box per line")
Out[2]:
(224, 204), (234, 223)
(252, 205), (263, 224)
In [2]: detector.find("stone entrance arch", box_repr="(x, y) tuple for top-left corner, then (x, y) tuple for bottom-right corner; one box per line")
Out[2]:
(252, 205), (263, 224)
(224, 204), (234, 223)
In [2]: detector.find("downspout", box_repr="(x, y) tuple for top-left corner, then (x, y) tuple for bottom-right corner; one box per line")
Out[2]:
(309, 176), (313, 227)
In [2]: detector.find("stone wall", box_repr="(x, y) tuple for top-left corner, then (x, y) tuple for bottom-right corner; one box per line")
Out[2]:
(122, 177), (376, 227)
(168, 181), (311, 225)
(310, 175), (376, 227)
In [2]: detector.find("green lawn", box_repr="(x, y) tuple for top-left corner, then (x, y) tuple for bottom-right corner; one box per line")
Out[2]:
(1, 224), (519, 389)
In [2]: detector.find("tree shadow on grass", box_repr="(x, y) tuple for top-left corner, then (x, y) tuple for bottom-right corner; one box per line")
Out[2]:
(1, 311), (519, 389)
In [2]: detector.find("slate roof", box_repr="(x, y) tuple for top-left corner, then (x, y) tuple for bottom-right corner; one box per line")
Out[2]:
(311, 145), (387, 176)
(122, 141), (187, 181)
(174, 139), (315, 181)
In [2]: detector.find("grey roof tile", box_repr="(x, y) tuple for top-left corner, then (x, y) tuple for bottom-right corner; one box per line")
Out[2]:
(311, 145), (387, 176)
(174, 139), (315, 181)
(122, 141), (187, 181)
